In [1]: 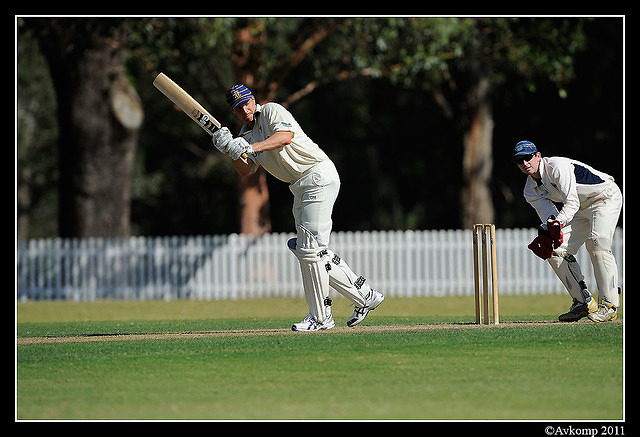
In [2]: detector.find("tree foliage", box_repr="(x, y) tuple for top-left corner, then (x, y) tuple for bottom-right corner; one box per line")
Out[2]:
(17, 17), (623, 237)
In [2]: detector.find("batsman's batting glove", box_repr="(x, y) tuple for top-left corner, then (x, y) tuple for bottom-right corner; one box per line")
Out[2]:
(226, 137), (254, 160)
(212, 127), (232, 153)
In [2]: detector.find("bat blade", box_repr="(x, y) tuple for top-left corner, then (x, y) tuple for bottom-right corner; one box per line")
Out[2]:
(153, 72), (221, 136)
(153, 72), (247, 159)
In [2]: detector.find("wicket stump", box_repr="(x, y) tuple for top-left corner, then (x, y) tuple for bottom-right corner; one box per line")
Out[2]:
(472, 224), (499, 325)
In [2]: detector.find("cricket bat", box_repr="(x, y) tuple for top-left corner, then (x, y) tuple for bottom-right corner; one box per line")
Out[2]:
(153, 72), (247, 158)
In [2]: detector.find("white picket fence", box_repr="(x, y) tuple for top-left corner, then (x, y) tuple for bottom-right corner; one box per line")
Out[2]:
(16, 228), (624, 302)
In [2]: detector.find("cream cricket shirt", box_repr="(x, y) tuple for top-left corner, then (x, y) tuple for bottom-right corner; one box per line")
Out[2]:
(523, 156), (615, 226)
(239, 103), (329, 184)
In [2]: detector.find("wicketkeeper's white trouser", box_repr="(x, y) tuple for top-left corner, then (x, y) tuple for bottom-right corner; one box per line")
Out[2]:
(288, 160), (370, 321)
(549, 183), (623, 307)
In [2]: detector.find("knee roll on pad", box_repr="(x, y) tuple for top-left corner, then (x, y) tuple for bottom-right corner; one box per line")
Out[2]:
(288, 225), (328, 263)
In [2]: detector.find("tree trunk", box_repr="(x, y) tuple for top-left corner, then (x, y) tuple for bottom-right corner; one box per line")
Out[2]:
(461, 76), (495, 229)
(232, 94), (271, 236)
(34, 19), (142, 238)
(238, 169), (271, 235)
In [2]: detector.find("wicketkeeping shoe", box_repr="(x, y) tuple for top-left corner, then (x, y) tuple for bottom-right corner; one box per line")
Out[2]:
(347, 289), (385, 327)
(587, 300), (618, 323)
(558, 297), (597, 322)
(291, 313), (335, 331)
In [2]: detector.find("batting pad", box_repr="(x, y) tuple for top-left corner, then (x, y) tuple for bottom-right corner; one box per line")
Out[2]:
(325, 249), (368, 308)
(589, 250), (620, 307)
(547, 254), (591, 303)
(288, 226), (331, 323)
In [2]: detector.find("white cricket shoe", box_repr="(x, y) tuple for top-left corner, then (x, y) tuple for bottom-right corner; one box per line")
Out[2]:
(347, 290), (385, 327)
(588, 300), (618, 323)
(291, 313), (335, 331)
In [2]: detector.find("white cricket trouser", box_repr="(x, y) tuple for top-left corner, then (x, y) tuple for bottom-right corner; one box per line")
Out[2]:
(289, 159), (340, 248)
(289, 160), (370, 317)
(549, 183), (623, 307)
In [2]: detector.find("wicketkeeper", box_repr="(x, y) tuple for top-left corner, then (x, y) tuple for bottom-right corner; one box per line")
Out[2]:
(513, 140), (622, 322)
(211, 84), (384, 331)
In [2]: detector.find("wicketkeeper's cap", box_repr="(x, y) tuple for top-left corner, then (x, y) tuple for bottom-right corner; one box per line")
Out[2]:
(226, 84), (254, 110)
(512, 140), (538, 157)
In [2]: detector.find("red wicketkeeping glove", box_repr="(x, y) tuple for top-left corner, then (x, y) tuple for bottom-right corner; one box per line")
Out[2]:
(547, 219), (563, 248)
(528, 234), (554, 260)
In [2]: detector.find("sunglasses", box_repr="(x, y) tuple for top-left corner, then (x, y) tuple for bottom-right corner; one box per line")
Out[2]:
(514, 153), (536, 164)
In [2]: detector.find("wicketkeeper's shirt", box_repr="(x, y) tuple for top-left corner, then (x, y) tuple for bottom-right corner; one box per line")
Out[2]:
(523, 156), (615, 226)
(239, 103), (329, 184)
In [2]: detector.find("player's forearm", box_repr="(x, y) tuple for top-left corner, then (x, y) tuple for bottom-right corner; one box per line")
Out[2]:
(251, 131), (293, 153)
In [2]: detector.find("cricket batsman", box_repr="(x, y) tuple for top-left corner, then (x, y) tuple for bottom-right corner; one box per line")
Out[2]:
(513, 140), (623, 322)
(211, 84), (384, 331)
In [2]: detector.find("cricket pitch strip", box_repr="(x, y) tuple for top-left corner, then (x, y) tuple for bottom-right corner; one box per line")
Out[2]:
(16, 320), (596, 345)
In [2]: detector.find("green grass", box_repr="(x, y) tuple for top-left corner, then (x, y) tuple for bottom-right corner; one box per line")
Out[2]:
(16, 296), (624, 421)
